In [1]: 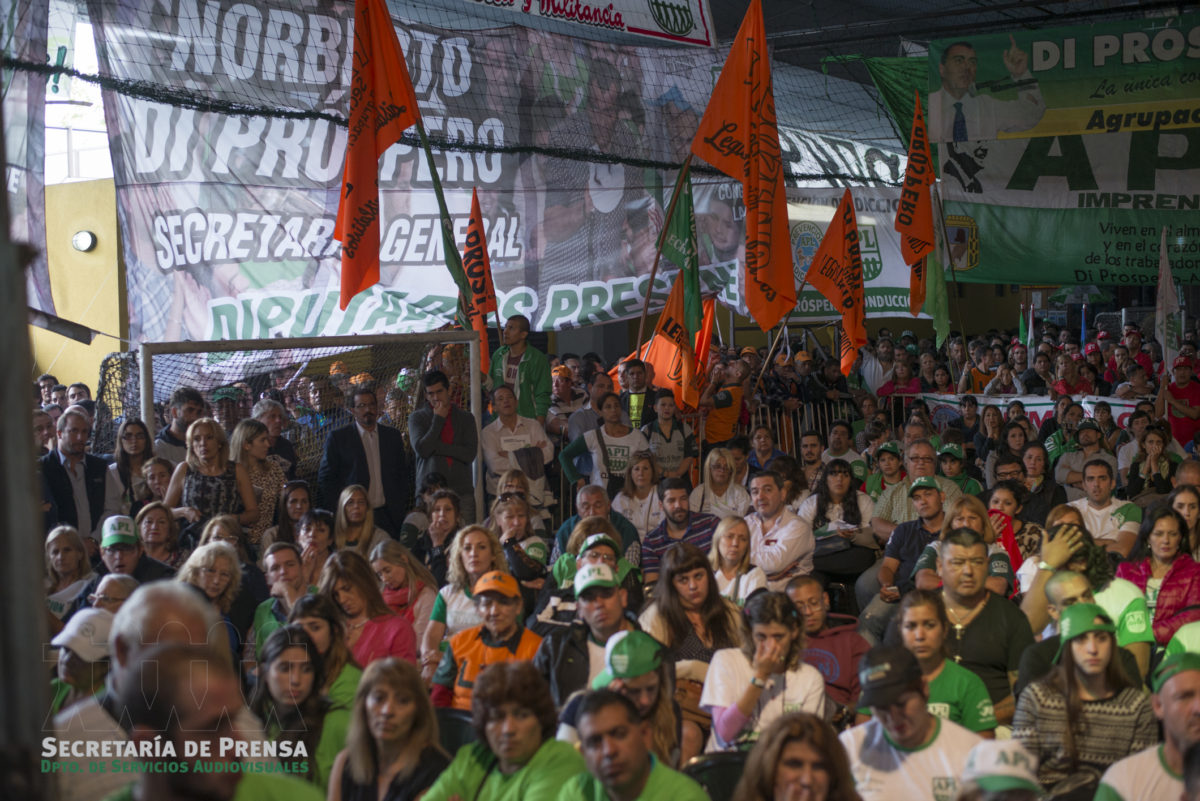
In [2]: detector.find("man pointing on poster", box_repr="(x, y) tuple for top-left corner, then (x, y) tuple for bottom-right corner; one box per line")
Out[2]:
(929, 36), (1047, 143)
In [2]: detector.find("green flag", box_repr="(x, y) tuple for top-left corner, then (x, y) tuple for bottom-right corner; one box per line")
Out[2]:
(658, 164), (702, 337)
(1018, 303), (1027, 346)
(924, 185), (950, 347)
(415, 119), (471, 323)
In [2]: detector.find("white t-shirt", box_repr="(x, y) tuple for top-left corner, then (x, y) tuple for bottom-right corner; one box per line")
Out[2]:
(612, 491), (664, 542)
(714, 567), (768, 606)
(700, 647), (826, 752)
(1067, 497), (1142, 543)
(1095, 745), (1183, 801)
(582, 427), (650, 488)
(689, 482), (750, 520)
(587, 637), (606, 683)
(839, 717), (981, 801)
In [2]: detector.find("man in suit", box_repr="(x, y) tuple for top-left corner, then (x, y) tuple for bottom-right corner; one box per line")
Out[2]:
(318, 384), (410, 538)
(408, 369), (478, 524)
(41, 408), (108, 546)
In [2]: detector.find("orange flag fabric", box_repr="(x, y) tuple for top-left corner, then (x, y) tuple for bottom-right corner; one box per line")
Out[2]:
(333, 0), (421, 310)
(647, 279), (704, 409)
(690, 0), (794, 332)
(461, 188), (498, 373)
(807, 189), (867, 377)
(694, 297), (717, 381)
(895, 90), (936, 316)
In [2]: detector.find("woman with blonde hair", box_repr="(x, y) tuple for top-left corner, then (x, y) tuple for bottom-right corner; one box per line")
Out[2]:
(709, 516), (767, 606)
(134, 501), (188, 568)
(369, 540), (438, 644)
(164, 417), (257, 530)
(612, 450), (664, 542)
(327, 658), (450, 801)
(733, 712), (861, 801)
(418, 524), (506, 682)
(495, 467), (549, 531)
(689, 447), (750, 519)
(230, 417), (285, 546)
(334, 484), (391, 559)
(45, 526), (95, 620)
(913, 494), (1014, 597)
(319, 550), (416, 669)
(177, 541), (243, 655)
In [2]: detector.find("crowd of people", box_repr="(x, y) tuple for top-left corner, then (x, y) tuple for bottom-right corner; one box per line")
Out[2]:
(32, 313), (1200, 801)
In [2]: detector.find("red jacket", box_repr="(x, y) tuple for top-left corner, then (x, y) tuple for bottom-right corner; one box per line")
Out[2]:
(801, 613), (870, 708)
(1116, 554), (1200, 645)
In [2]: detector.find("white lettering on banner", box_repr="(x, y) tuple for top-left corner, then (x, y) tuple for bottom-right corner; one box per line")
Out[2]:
(917, 393), (1142, 433)
(779, 129), (903, 186)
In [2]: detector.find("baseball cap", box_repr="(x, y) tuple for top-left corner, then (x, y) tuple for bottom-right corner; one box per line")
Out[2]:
(1175, 356), (1193, 369)
(908, 475), (941, 497)
(330, 361), (348, 375)
(962, 740), (1043, 797)
(591, 630), (664, 688)
(472, 571), (521, 600)
(101, 516), (138, 549)
(575, 563), (620, 595)
(901, 330), (915, 340)
(877, 441), (902, 459)
(1070, 351), (1084, 361)
(1084, 343), (1100, 356)
(52, 607), (114, 663)
(793, 350), (813, 363)
(774, 352), (790, 366)
(1097, 330), (1111, 341)
(1153, 652), (1200, 693)
(580, 533), (621, 556)
(740, 347), (758, 357)
(937, 443), (964, 461)
(552, 365), (573, 380)
(858, 645), (923, 708)
(349, 371), (374, 386)
(1053, 603), (1115, 663)
(1075, 419), (1101, 434)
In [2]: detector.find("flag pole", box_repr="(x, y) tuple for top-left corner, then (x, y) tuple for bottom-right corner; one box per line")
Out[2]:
(752, 281), (806, 396)
(635, 154), (694, 354)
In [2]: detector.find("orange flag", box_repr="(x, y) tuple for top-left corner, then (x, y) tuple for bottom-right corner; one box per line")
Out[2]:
(693, 297), (717, 381)
(690, 0), (794, 332)
(648, 279), (704, 409)
(333, 0), (421, 310)
(807, 189), (866, 376)
(461, 188), (498, 373)
(895, 90), (936, 316)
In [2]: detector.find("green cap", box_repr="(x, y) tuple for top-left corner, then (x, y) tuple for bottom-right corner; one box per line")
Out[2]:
(937, 443), (964, 461)
(575, 563), (620, 595)
(962, 741), (1043, 797)
(908, 475), (941, 497)
(877, 441), (902, 459)
(100, 516), (138, 548)
(1153, 652), (1200, 693)
(1053, 603), (1115, 663)
(580, 533), (621, 557)
(591, 630), (663, 689)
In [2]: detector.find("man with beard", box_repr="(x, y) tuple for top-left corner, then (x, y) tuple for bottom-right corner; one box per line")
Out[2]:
(640, 478), (719, 584)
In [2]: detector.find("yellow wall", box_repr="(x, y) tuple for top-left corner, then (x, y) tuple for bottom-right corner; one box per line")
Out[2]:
(29, 179), (122, 388)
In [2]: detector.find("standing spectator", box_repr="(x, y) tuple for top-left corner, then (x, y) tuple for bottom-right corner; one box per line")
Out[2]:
(617, 358), (655, 429)
(1161, 357), (1200, 450)
(41, 408), (108, 540)
(164, 417), (257, 535)
(699, 359), (750, 450)
(1115, 506), (1200, 647)
(480, 384), (553, 499)
(487, 314), (551, 426)
(642, 389), (697, 485)
(546, 365), (584, 439)
(319, 384), (411, 539)
(409, 369), (479, 523)
(33, 408), (56, 455)
(103, 419), (154, 521)
(565, 371), (626, 482)
(153, 386), (204, 464)
(231, 418), (286, 547)
(859, 337), (897, 395)
(252, 397), (298, 480)
(559, 392), (650, 494)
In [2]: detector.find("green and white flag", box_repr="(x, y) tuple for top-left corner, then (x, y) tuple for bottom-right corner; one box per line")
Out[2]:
(659, 164), (702, 338)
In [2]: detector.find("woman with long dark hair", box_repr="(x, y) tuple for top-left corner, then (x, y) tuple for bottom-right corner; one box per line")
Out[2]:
(289, 593), (362, 709)
(1168, 484), (1200, 559)
(984, 421), (1027, 488)
(327, 658), (450, 801)
(251, 624), (350, 788)
(733, 711), (861, 801)
(1013, 604), (1156, 799)
(104, 419), (154, 519)
(258, 480), (311, 558)
(796, 459), (877, 586)
(1115, 506), (1200, 646)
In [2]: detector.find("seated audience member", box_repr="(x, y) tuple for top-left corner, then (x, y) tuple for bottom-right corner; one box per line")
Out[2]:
(1116, 411), (1154, 486)
(176, 541), (243, 656)
(701, 591), (827, 751)
(938, 443), (983, 497)
(134, 501), (189, 570)
(641, 478), (721, 583)
(289, 593), (362, 709)
(494, 468), (550, 532)
(1043, 402), (1084, 465)
(399, 472), (447, 552)
(534, 562), (640, 708)
(422, 662), (585, 801)
(97, 514), (177, 588)
(251, 624), (351, 787)
(334, 484), (391, 560)
(747, 424), (786, 472)
(1115, 506), (1200, 647)
(788, 576), (869, 717)
(558, 630), (681, 767)
(860, 476), (947, 645)
(369, 540), (438, 645)
(419, 525), (505, 682)
(411, 488), (461, 586)
(140, 456), (174, 505)
(328, 657), (452, 801)
(1012, 603), (1157, 800)
(48, 607), (113, 717)
(710, 516), (768, 606)
(258, 479), (311, 558)
(566, 690), (709, 801)
(1170, 484), (1200, 559)
(550, 484), (640, 567)
(319, 550), (417, 669)
(864, 440), (905, 501)
(1022, 441), (1068, 525)
(296, 508), (336, 588)
(1126, 424), (1177, 500)
(912, 495), (1014, 598)
(103, 642), (322, 801)
(734, 711), (861, 801)
(432, 571), (541, 710)
(987, 479), (1044, 568)
(821, 420), (869, 482)
(689, 447), (751, 520)
(955, 740), (1044, 801)
(45, 525), (95, 622)
(533, 520), (643, 632)
(195, 514), (270, 639)
(868, 440), (963, 553)
(639, 542), (741, 757)
(746, 470), (813, 591)
(1054, 419), (1118, 499)
(611, 450), (665, 542)
(1015, 569), (1144, 698)
(1067, 460), (1142, 557)
(839, 645), (982, 801)
(85, 573), (137, 618)
(895, 590), (996, 737)
(796, 460), (878, 588)
(246, 542), (310, 667)
(1096, 653), (1200, 801)
(488, 492), (549, 613)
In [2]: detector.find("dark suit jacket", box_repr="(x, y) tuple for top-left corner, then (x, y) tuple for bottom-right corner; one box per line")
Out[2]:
(40, 450), (107, 536)
(318, 422), (411, 523)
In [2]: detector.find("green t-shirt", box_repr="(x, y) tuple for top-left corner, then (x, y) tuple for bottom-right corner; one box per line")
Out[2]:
(926, 660), (997, 732)
(424, 739), (586, 801)
(1095, 577), (1155, 648)
(557, 756), (708, 801)
(944, 472), (983, 496)
(328, 663), (363, 711)
(267, 705), (349, 790)
(101, 771), (325, 801)
(1165, 620), (1200, 655)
